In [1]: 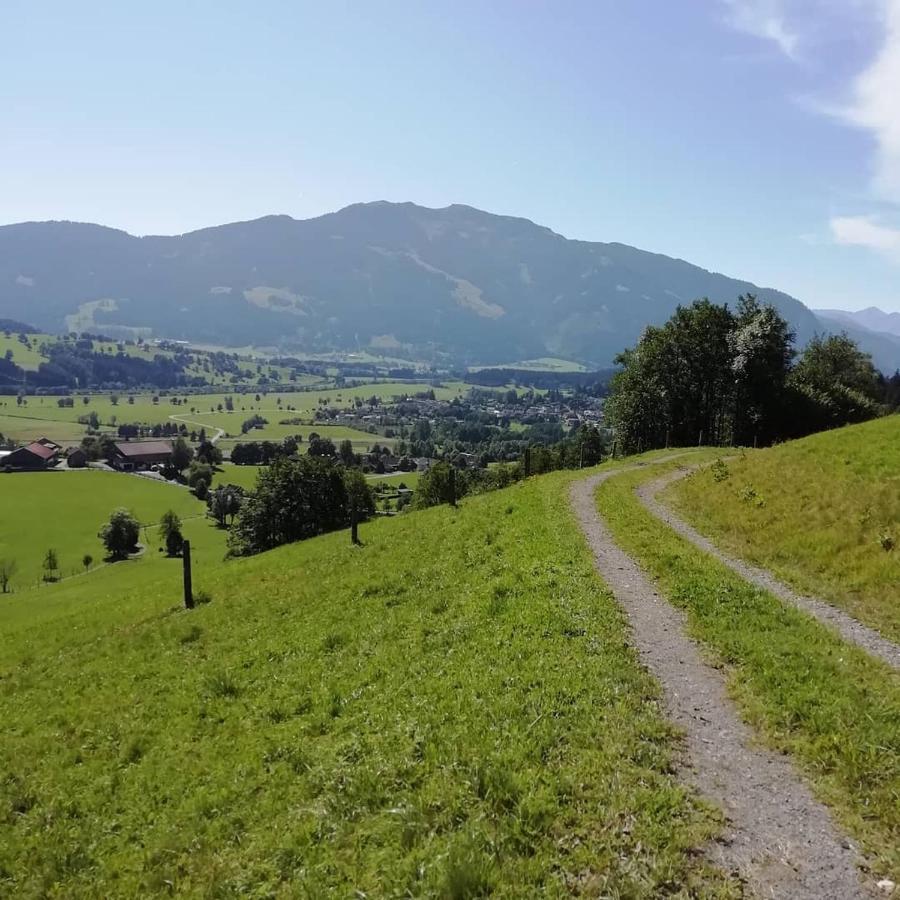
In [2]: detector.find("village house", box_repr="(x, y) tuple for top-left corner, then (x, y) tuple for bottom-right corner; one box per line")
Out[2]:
(2, 438), (62, 471)
(111, 439), (173, 472)
(65, 446), (88, 468)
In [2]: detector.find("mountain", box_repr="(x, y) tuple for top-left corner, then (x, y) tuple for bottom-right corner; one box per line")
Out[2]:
(2, 201), (898, 369)
(815, 306), (900, 339)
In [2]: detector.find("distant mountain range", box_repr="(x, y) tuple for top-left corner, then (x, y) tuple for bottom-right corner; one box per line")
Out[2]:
(815, 306), (900, 340)
(2, 201), (900, 370)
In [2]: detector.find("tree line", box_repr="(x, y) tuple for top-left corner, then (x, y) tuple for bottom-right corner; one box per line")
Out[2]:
(605, 295), (896, 453)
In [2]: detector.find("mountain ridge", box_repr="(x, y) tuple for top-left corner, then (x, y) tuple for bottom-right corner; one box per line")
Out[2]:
(3, 201), (899, 370)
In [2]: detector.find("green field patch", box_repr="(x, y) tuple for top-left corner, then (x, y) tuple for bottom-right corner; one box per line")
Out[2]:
(0, 470), (207, 586)
(0, 466), (738, 896)
(0, 332), (46, 370)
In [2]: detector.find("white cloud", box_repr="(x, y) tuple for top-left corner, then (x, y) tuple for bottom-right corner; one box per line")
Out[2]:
(830, 214), (900, 259)
(838, 0), (900, 203)
(721, 0), (801, 59)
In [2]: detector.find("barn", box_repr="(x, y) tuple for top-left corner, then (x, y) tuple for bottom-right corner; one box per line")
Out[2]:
(111, 440), (173, 471)
(3, 440), (61, 470)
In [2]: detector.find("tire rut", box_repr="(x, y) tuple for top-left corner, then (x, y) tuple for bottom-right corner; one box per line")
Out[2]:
(570, 464), (872, 899)
(639, 466), (900, 672)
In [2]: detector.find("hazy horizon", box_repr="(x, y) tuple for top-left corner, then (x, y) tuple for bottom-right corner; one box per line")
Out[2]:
(2, 1), (900, 312)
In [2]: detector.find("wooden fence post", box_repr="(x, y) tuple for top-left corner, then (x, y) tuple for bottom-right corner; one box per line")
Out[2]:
(351, 506), (360, 544)
(182, 540), (194, 609)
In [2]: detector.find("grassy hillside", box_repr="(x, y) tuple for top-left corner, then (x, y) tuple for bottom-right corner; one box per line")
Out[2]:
(0, 470), (207, 586)
(0, 465), (739, 897)
(666, 416), (900, 641)
(599, 458), (900, 876)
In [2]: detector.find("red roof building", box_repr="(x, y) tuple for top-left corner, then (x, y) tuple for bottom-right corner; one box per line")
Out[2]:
(3, 440), (61, 470)
(111, 440), (174, 471)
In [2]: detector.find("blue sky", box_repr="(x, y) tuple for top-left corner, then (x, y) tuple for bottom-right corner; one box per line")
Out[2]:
(1, 0), (899, 311)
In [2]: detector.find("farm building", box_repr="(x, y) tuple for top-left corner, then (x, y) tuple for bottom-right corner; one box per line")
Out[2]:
(2, 439), (61, 470)
(111, 440), (173, 472)
(65, 447), (88, 468)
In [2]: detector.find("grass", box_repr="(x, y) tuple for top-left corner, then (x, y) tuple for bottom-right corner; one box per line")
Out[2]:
(0, 470), (207, 586)
(0, 464), (740, 897)
(213, 463), (266, 491)
(0, 333), (46, 371)
(0, 381), (467, 447)
(666, 416), (900, 642)
(598, 456), (900, 877)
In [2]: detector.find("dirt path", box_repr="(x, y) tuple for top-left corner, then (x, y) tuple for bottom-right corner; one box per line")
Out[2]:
(570, 464), (870, 899)
(639, 466), (900, 673)
(169, 414), (226, 444)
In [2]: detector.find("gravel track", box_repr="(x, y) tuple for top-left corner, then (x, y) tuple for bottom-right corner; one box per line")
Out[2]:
(639, 466), (900, 672)
(570, 463), (871, 899)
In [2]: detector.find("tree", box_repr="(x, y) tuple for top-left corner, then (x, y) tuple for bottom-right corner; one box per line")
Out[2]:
(208, 484), (244, 528)
(606, 297), (795, 452)
(82, 553), (93, 572)
(187, 461), (214, 491)
(308, 436), (336, 457)
(195, 440), (222, 466)
(788, 334), (883, 433)
(99, 508), (141, 560)
(338, 439), (357, 467)
(170, 436), (194, 473)
(344, 468), (375, 543)
(43, 548), (59, 582)
(0, 558), (17, 593)
(228, 456), (349, 556)
(414, 462), (461, 509)
(729, 295), (795, 445)
(574, 424), (605, 466)
(160, 509), (184, 556)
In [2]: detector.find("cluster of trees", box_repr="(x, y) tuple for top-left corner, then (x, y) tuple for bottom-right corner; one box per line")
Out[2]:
(227, 457), (374, 556)
(605, 296), (895, 452)
(413, 424), (605, 509)
(25, 344), (189, 389)
(230, 437), (302, 465)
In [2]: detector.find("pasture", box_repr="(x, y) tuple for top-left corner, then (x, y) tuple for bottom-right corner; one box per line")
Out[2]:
(0, 463), (739, 897)
(0, 469), (207, 587)
(0, 381), (468, 449)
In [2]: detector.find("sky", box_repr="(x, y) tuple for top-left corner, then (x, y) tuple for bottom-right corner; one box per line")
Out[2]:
(1, 0), (899, 311)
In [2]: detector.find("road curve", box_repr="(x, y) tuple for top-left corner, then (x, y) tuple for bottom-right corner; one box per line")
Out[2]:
(639, 465), (900, 672)
(570, 463), (870, 900)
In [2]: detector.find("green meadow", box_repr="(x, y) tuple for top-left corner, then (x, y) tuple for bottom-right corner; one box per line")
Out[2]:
(0, 470), (207, 586)
(667, 415), (900, 641)
(0, 462), (740, 897)
(0, 333), (45, 371)
(0, 381), (467, 448)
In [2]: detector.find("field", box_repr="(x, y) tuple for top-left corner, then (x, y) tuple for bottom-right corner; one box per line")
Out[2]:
(598, 456), (900, 876)
(666, 416), (900, 641)
(0, 470), (208, 586)
(0, 381), (468, 450)
(0, 463), (740, 897)
(469, 357), (587, 373)
(0, 332), (45, 370)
